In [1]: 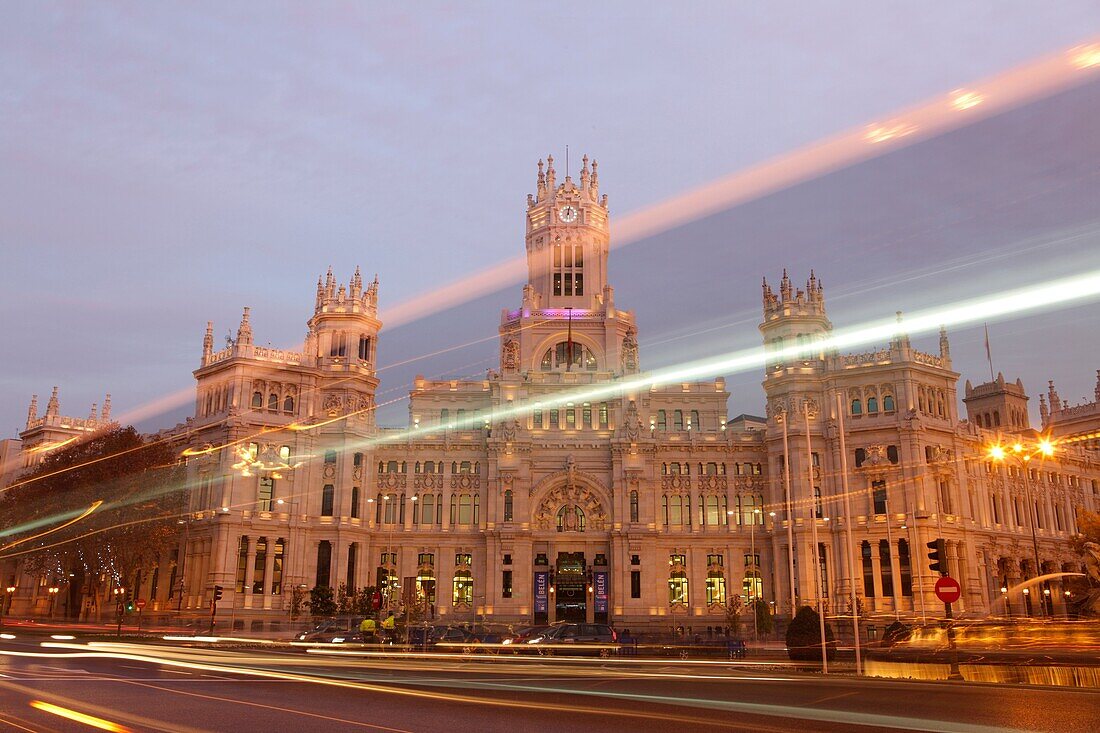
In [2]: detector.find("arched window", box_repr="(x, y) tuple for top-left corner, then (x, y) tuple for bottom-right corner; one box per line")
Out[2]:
(706, 571), (727, 605)
(283, 395), (295, 412)
(358, 335), (371, 362)
(540, 341), (598, 371)
(268, 393), (279, 411)
(993, 410), (1001, 426)
(629, 490), (639, 522)
(321, 484), (335, 517)
(251, 391), (263, 409)
(851, 399), (862, 415)
(668, 570), (689, 605)
(867, 397), (878, 414)
(452, 570), (473, 606)
(315, 540), (332, 588)
(883, 394), (895, 412)
(742, 571), (761, 603)
(861, 541), (874, 597)
(503, 490), (513, 522)
(556, 505), (586, 532)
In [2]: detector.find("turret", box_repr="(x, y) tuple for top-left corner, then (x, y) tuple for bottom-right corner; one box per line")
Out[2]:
(46, 387), (59, 417)
(202, 321), (214, 362)
(939, 325), (951, 367)
(524, 152), (611, 310)
(89, 403), (98, 422)
(26, 394), (38, 429)
(236, 307), (253, 347)
(102, 394), (111, 422)
(308, 267), (382, 375)
(1047, 380), (1062, 412)
(759, 269), (831, 368)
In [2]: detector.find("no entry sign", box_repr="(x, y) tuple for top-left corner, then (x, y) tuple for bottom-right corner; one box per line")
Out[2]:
(136, 598), (146, 610)
(934, 576), (961, 604)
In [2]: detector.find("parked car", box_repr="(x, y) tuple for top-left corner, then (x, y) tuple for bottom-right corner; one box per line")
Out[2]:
(294, 617), (364, 643)
(521, 623), (618, 656)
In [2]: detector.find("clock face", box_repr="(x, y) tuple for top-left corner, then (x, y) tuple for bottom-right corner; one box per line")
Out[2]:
(559, 205), (578, 223)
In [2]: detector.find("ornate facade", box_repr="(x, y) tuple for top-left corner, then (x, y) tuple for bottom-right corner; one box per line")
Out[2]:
(4, 156), (1099, 628)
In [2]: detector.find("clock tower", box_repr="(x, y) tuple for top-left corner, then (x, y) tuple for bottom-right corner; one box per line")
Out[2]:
(525, 153), (610, 310)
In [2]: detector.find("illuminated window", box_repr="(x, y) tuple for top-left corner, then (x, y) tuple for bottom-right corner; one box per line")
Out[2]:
(452, 570), (473, 606)
(503, 490), (513, 522)
(629, 490), (639, 522)
(706, 572), (727, 605)
(599, 402), (609, 428)
(668, 571), (688, 605)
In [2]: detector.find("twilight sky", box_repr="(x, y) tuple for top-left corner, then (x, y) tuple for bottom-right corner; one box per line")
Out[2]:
(2, 3), (1100, 434)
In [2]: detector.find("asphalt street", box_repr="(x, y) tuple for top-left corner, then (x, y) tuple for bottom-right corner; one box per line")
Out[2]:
(0, 635), (1097, 733)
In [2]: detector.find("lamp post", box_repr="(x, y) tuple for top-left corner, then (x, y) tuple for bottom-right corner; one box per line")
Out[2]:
(1001, 585), (1010, 617)
(777, 410), (797, 619)
(0, 585), (15, 627)
(751, 508), (761, 643)
(988, 439), (1055, 618)
(47, 586), (60, 618)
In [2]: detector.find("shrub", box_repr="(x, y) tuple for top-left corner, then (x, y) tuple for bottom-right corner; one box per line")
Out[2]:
(785, 605), (836, 661)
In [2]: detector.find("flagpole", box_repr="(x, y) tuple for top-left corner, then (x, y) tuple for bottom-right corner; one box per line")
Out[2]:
(984, 323), (995, 381)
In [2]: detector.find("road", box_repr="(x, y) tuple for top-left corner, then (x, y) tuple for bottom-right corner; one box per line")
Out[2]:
(0, 634), (1097, 732)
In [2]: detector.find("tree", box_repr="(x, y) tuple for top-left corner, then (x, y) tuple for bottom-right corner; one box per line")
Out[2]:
(335, 583), (352, 615)
(785, 605), (837, 661)
(308, 585), (336, 619)
(724, 594), (743, 636)
(0, 426), (184, 619)
(752, 599), (774, 637)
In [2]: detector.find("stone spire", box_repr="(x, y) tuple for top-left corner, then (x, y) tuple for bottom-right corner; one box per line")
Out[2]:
(202, 321), (214, 361)
(580, 154), (590, 192)
(779, 268), (792, 301)
(589, 158), (599, 199)
(46, 386), (60, 417)
(315, 275), (324, 309)
(26, 394), (38, 429)
(351, 266), (363, 298)
(89, 402), (98, 422)
(1047, 380), (1061, 412)
(236, 307), (253, 347)
(102, 394), (111, 422)
(893, 310), (911, 350)
(545, 154), (556, 190)
(1095, 369), (1100, 403)
(939, 325), (951, 364)
(1039, 393), (1049, 424)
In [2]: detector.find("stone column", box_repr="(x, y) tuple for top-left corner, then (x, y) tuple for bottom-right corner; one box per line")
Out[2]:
(870, 540), (884, 612)
(263, 541), (277, 608)
(243, 536), (258, 607)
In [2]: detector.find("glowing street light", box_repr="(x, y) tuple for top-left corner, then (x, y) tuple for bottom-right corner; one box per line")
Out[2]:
(987, 438), (1058, 617)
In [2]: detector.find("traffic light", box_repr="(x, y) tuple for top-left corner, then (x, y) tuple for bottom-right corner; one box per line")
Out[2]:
(926, 538), (946, 575)
(213, 585), (224, 602)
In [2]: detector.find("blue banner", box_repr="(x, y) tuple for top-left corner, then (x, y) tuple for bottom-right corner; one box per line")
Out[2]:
(534, 571), (548, 614)
(594, 571), (608, 614)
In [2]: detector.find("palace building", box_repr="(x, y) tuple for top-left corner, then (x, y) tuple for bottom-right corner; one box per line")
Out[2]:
(4, 155), (1100, 628)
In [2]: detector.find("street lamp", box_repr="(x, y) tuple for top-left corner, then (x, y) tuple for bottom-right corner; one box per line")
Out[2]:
(47, 586), (60, 618)
(0, 585), (15, 628)
(988, 439), (1057, 618)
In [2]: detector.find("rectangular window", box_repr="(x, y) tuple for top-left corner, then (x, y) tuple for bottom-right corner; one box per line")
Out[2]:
(351, 486), (360, 519)
(564, 273), (573, 296)
(455, 553), (472, 566)
(630, 570), (641, 599)
(553, 273), (562, 296)
(550, 409), (559, 428)
(257, 477), (274, 512)
(324, 450), (336, 464)
(599, 402), (608, 428)
(707, 554), (724, 567)
(872, 480), (887, 515)
(657, 410), (667, 430)
(321, 484), (335, 517)
(566, 408), (576, 428)
(574, 273), (583, 296)
(582, 403), (592, 428)
(502, 570), (513, 598)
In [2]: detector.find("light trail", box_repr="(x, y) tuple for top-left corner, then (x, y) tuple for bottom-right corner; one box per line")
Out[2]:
(0, 501), (103, 550)
(381, 39), (1100, 330)
(345, 268), (1100, 453)
(29, 700), (132, 732)
(37, 38), (1099, 442)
